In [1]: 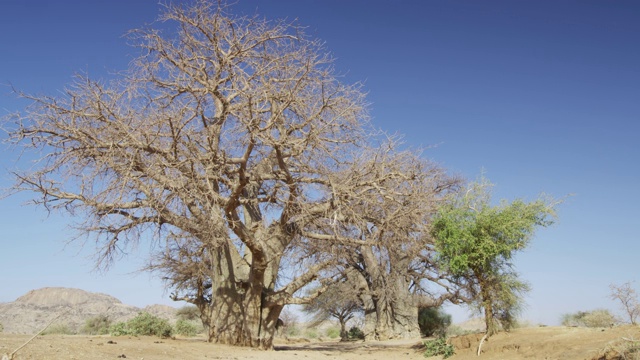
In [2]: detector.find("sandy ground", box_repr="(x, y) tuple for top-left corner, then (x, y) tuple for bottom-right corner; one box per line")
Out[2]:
(1, 325), (639, 360)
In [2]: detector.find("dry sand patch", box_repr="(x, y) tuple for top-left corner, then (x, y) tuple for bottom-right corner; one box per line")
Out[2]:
(1, 326), (639, 360)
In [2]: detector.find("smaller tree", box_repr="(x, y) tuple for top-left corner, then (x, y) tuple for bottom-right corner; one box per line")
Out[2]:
(302, 281), (361, 341)
(432, 179), (556, 336)
(418, 307), (452, 337)
(610, 282), (640, 325)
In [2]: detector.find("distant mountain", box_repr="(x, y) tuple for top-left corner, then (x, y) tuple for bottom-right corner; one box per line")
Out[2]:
(0, 287), (177, 334)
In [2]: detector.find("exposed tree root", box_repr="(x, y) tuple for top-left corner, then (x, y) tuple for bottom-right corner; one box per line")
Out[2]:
(477, 333), (489, 356)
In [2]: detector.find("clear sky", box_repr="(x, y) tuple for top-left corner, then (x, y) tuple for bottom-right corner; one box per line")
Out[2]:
(1, 0), (639, 326)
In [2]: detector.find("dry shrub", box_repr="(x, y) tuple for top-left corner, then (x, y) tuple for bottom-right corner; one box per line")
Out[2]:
(562, 309), (617, 328)
(43, 323), (75, 335)
(595, 337), (640, 360)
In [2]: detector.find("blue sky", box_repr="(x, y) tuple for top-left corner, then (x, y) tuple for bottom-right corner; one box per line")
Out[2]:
(1, 0), (639, 326)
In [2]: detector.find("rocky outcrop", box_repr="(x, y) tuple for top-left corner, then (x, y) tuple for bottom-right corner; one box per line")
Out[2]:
(0, 287), (176, 334)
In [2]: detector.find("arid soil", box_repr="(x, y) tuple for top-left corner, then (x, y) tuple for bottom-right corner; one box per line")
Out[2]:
(1, 325), (639, 360)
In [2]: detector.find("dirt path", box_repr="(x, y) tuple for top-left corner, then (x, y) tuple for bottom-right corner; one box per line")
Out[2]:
(1, 326), (638, 360)
(0, 334), (426, 360)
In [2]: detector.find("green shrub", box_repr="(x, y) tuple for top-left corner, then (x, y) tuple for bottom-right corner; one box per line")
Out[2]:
(418, 307), (452, 337)
(348, 326), (364, 340)
(175, 319), (198, 337)
(423, 337), (455, 359)
(82, 315), (111, 335)
(109, 321), (135, 336)
(127, 312), (173, 338)
(110, 313), (173, 338)
(304, 328), (318, 339)
(284, 325), (301, 337)
(325, 326), (340, 339)
(561, 309), (617, 328)
(43, 323), (75, 335)
(176, 305), (200, 321)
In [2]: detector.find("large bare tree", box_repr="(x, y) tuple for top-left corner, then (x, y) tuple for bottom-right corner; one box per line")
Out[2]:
(336, 150), (462, 340)
(2, 1), (446, 349)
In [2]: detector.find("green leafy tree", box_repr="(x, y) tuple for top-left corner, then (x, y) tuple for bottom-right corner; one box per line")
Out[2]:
(418, 307), (452, 337)
(432, 179), (556, 336)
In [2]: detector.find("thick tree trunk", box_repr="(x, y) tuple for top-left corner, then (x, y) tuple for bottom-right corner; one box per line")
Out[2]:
(371, 286), (421, 340)
(356, 247), (421, 341)
(196, 240), (284, 349)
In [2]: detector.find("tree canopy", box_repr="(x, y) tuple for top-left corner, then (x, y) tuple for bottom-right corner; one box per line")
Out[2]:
(432, 179), (556, 335)
(2, 1), (457, 348)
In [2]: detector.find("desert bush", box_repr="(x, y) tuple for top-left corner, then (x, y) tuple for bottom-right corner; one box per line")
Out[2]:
(0, 322), (3, 333)
(423, 337), (455, 359)
(304, 328), (319, 339)
(128, 312), (173, 338)
(418, 307), (452, 337)
(561, 309), (617, 328)
(175, 319), (199, 337)
(109, 321), (135, 336)
(81, 315), (111, 335)
(325, 326), (341, 339)
(176, 305), (200, 321)
(347, 326), (364, 340)
(599, 337), (640, 360)
(43, 323), (75, 335)
(445, 325), (475, 337)
(284, 325), (301, 337)
(582, 309), (617, 327)
(110, 312), (173, 338)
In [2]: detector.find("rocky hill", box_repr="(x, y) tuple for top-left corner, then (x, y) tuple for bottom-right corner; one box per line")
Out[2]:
(0, 287), (177, 334)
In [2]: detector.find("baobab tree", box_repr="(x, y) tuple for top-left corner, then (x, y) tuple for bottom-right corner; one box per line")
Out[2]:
(2, 1), (447, 349)
(324, 147), (463, 340)
(347, 161), (462, 340)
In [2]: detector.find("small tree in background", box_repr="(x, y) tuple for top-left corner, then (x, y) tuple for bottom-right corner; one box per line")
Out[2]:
(418, 307), (451, 337)
(609, 282), (640, 325)
(432, 179), (556, 337)
(302, 281), (361, 341)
